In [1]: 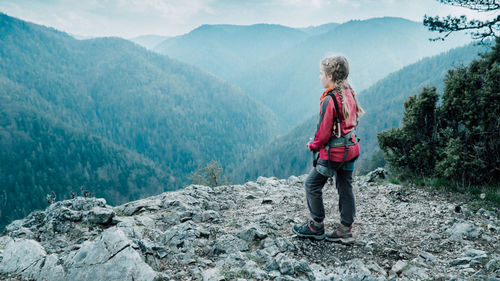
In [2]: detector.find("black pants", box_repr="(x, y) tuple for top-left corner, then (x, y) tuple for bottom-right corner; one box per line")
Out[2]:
(304, 162), (356, 227)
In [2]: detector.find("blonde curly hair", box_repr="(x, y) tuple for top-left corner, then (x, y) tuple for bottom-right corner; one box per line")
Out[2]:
(320, 55), (365, 123)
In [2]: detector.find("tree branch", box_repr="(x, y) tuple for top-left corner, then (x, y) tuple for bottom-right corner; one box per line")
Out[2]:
(439, 0), (500, 11)
(424, 13), (499, 41)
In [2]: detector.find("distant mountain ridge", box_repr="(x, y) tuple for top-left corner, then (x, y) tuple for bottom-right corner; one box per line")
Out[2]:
(153, 16), (472, 133)
(298, 22), (340, 36)
(154, 23), (310, 93)
(129, 34), (170, 49)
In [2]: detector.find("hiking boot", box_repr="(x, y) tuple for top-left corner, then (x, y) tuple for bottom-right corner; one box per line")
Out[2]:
(325, 222), (353, 242)
(291, 218), (325, 240)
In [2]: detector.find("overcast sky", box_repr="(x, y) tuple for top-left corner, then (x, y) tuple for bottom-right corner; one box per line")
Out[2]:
(0, 0), (497, 38)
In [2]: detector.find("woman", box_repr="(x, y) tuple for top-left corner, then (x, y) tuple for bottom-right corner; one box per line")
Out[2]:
(292, 55), (365, 241)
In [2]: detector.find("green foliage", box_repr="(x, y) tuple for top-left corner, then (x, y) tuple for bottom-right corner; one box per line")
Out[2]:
(188, 160), (230, 187)
(377, 86), (439, 176)
(389, 177), (400, 185)
(378, 36), (500, 189)
(357, 148), (386, 174)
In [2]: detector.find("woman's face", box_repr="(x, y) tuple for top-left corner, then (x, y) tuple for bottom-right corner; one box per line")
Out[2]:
(319, 69), (334, 89)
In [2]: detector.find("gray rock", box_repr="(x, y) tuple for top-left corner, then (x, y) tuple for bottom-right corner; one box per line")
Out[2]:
(261, 244), (280, 257)
(485, 257), (500, 271)
(476, 208), (498, 219)
(275, 237), (294, 252)
(462, 247), (488, 258)
(8, 227), (35, 239)
(0, 239), (46, 275)
(242, 260), (269, 279)
(402, 265), (429, 280)
(162, 220), (202, 249)
(287, 175), (303, 186)
(215, 250), (247, 268)
(0, 172), (498, 281)
(365, 261), (387, 277)
(275, 253), (295, 275)
(365, 168), (387, 182)
(193, 210), (219, 222)
(116, 197), (163, 216)
(38, 254), (66, 281)
(237, 224), (267, 241)
(202, 267), (225, 281)
(418, 251), (437, 262)
(295, 258), (314, 279)
(4, 219), (24, 233)
(135, 238), (168, 259)
(451, 247), (490, 266)
(391, 260), (408, 274)
(446, 219), (482, 240)
(64, 227), (158, 281)
(256, 176), (268, 185)
(211, 234), (249, 255)
(86, 206), (115, 224)
(343, 258), (372, 277)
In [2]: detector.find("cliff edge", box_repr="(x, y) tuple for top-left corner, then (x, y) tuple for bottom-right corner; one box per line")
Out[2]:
(0, 169), (498, 280)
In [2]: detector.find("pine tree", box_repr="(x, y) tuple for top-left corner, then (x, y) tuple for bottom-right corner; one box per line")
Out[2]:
(424, 0), (499, 43)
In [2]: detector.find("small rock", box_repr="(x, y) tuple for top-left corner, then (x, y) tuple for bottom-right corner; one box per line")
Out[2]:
(256, 176), (268, 185)
(287, 175), (303, 186)
(485, 257), (500, 271)
(242, 260), (269, 279)
(202, 267), (224, 281)
(194, 210), (219, 222)
(402, 265), (429, 280)
(275, 253), (295, 275)
(211, 234), (248, 255)
(445, 219), (482, 240)
(391, 260), (408, 274)
(365, 168), (387, 182)
(418, 251), (437, 262)
(365, 261), (387, 277)
(86, 206), (115, 224)
(237, 224), (267, 241)
(450, 257), (471, 266)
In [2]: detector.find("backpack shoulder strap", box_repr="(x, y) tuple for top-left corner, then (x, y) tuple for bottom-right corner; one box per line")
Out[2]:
(316, 95), (331, 132)
(326, 91), (341, 138)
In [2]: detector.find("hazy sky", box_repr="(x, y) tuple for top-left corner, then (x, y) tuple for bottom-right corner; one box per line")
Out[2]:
(0, 0), (496, 38)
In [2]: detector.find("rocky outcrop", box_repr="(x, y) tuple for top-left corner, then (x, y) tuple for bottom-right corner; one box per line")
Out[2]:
(0, 171), (498, 280)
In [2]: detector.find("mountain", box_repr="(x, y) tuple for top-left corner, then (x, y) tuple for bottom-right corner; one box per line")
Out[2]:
(0, 13), (277, 230)
(0, 79), (169, 229)
(153, 23), (310, 84)
(229, 41), (491, 182)
(298, 22), (340, 36)
(230, 17), (473, 132)
(153, 17), (471, 133)
(68, 33), (95, 40)
(1, 171), (497, 280)
(129, 34), (170, 49)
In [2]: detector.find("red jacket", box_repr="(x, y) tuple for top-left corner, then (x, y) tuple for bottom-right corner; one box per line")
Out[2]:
(308, 85), (360, 162)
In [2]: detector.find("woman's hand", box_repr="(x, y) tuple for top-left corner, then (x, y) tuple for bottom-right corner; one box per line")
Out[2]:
(306, 137), (313, 150)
